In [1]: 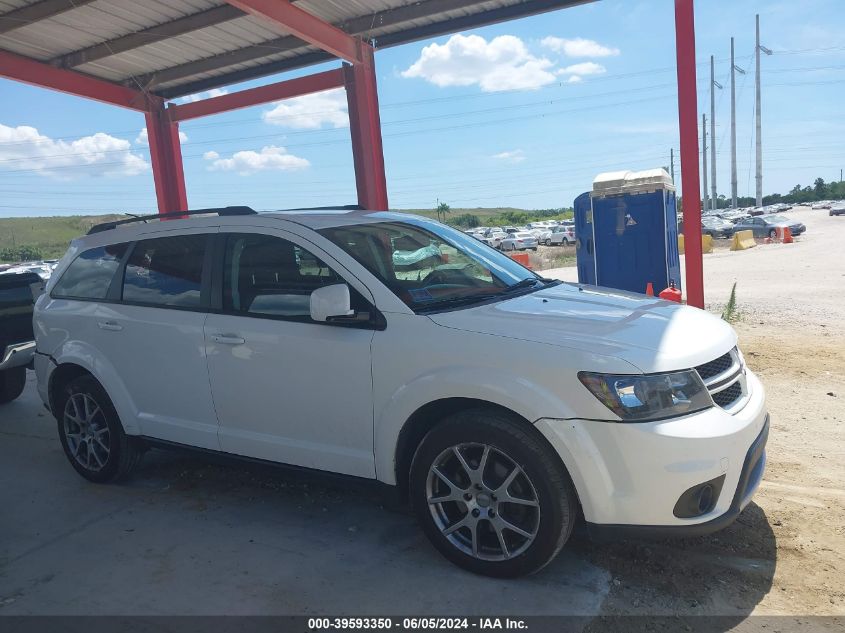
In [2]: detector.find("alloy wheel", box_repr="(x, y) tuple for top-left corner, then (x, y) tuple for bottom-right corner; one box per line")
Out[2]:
(63, 393), (110, 472)
(426, 443), (540, 561)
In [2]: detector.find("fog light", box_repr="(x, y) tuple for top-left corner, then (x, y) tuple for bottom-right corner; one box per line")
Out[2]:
(673, 475), (725, 518)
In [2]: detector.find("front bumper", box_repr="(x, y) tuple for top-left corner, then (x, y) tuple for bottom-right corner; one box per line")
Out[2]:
(0, 340), (36, 371)
(535, 369), (768, 531)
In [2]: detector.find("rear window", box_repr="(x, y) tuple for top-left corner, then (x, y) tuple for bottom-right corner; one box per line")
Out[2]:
(52, 244), (128, 300)
(122, 235), (207, 308)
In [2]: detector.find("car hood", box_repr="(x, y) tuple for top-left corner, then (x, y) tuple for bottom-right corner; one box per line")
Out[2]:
(428, 282), (737, 373)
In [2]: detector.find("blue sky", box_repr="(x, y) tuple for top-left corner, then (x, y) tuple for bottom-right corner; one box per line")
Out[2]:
(1, 0), (843, 216)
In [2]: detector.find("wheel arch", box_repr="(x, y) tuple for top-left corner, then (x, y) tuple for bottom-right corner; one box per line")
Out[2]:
(392, 398), (580, 509)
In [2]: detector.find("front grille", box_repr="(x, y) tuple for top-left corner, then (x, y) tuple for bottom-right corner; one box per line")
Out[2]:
(712, 381), (743, 408)
(695, 347), (748, 412)
(695, 352), (733, 381)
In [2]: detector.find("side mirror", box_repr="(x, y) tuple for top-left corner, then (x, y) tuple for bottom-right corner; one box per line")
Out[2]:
(310, 283), (354, 322)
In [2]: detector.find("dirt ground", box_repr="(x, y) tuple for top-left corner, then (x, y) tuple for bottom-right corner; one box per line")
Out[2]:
(547, 205), (845, 620)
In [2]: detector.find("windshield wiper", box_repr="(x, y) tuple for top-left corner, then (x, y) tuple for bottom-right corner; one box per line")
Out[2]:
(416, 293), (502, 312)
(504, 277), (556, 293)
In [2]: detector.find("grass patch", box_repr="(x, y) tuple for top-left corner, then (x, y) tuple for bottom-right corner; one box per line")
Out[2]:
(0, 214), (123, 260)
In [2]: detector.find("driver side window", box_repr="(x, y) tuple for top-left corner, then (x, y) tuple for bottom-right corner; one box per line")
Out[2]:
(223, 233), (361, 321)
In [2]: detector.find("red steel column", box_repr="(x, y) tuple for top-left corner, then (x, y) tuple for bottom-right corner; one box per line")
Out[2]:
(344, 44), (388, 211)
(674, 0), (704, 308)
(145, 104), (188, 215)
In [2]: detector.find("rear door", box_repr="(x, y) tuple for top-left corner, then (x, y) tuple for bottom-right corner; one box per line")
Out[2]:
(103, 230), (219, 449)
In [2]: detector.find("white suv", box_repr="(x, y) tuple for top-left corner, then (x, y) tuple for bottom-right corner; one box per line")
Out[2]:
(34, 207), (768, 578)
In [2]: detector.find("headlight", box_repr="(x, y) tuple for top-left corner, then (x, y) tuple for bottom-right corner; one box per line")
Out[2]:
(578, 370), (712, 422)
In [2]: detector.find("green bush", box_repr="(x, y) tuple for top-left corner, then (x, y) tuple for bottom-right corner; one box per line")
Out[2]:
(0, 244), (44, 262)
(451, 213), (481, 228)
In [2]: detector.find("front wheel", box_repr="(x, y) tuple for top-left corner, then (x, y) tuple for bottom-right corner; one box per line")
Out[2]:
(0, 367), (26, 404)
(544, 239), (552, 246)
(56, 375), (142, 483)
(410, 409), (578, 577)
(769, 228), (778, 239)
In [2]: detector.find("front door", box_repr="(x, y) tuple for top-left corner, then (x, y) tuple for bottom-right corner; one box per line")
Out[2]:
(204, 230), (377, 478)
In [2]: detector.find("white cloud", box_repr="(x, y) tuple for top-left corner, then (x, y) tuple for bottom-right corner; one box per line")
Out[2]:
(173, 88), (229, 104)
(262, 88), (348, 129)
(204, 145), (310, 175)
(492, 149), (526, 163)
(401, 34), (556, 92)
(0, 123), (148, 178)
(566, 75), (583, 84)
(134, 128), (188, 145)
(541, 37), (620, 58)
(557, 62), (606, 76)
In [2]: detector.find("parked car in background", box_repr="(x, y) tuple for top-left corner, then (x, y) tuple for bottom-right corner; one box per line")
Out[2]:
(811, 202), (831, 210)
(481, 228), (506, 249)
(0, 272), (43, 404)
(545, 225), (576, 246)
(34, 207), (768, 578)
(499, 231), (539, 251)
(701, 216), (735, 239)
(733, 214), (806, 239)
(830, 203), (845, 216)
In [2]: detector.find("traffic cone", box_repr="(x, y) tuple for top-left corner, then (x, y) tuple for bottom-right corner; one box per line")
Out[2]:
(783, 227), (794, 244)
(659, 281), (683, 303)
(645, 282), (654, 296)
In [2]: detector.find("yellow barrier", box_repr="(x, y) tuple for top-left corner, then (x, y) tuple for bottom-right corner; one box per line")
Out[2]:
(730, 229), (756, 251)
(678, 233), (713, 254)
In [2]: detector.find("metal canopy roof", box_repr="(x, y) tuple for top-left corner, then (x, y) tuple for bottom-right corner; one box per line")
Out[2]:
(0, 0), (592, 99)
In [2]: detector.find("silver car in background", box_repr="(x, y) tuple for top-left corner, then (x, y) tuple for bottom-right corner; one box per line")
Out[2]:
(500, 231), (538, 251)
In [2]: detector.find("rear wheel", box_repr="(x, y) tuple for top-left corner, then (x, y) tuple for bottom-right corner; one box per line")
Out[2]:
(544, 239), (552, 246)
(0, 367), (26, 404)
(410, 409), (578, 577)
(55, 375), (142, 483)
(768, 228), (778, 239)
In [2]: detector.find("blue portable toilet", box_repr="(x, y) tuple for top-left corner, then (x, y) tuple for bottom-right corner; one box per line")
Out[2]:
(574, 169), (681, 295)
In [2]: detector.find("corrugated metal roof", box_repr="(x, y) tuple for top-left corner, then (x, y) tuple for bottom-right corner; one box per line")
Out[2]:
(0, 0), (594, 99)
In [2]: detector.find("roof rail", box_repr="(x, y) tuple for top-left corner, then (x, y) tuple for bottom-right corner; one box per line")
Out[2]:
(87, 206), (256, 235)
(275, 204), (363, 211)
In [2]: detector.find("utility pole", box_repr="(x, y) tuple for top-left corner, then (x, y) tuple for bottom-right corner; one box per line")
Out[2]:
(710, 55), (722, 210)
(730, 38), (745, 210)
(756, 14), (772, 207)
(670, 148), (675, 183)
(702, 113), (709, 214)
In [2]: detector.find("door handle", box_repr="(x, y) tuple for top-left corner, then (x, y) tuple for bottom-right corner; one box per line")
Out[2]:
(212, 334), (245, 345)
(97, 321), (123, 332)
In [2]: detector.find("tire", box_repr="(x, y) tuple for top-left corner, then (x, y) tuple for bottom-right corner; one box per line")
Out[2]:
(55, 375), (142, 483)
(544, 239), (551, 246)
(531, 247), (538, 252)
(562, 238), (570, 246)
(410, 408), (578, 578)
(0, 367), (26, 404)
(768, 228), (777, 239)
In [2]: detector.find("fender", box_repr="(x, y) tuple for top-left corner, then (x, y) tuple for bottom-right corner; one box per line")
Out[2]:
(373, 364), (579, 485)
(50, 340), (142, 435)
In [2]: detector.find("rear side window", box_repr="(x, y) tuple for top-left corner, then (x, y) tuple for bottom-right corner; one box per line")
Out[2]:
(52, 244), (128, 300)
(122, 235), (207, 308)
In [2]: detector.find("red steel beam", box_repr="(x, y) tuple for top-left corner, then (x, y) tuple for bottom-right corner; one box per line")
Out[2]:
(674, 0), (704, 308)
(0, 49), (157, 111)
(145, 104), (188, 215)
(343, 47), (388, 211)
(224, 0), (364, 64)
(167, 68), (345, 122)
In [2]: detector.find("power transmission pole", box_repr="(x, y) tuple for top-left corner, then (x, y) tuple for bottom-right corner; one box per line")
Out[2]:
(702, 113), (709, 214)
(670, 148), (675, 183)
(710, 55), (721, 210)
(755, 14), (772, 207)
(730, 38), (746, 209)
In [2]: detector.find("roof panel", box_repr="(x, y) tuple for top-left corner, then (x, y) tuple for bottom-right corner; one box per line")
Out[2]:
(0, 0), (594, 97)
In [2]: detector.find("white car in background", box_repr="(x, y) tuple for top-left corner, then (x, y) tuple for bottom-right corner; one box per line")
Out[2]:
(34, 207), (768, 578)
(544, 225), (576, 246)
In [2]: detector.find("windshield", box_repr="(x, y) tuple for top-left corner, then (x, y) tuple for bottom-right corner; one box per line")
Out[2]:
(318, 218), (547, 311)
(765, 215), (789, 223)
